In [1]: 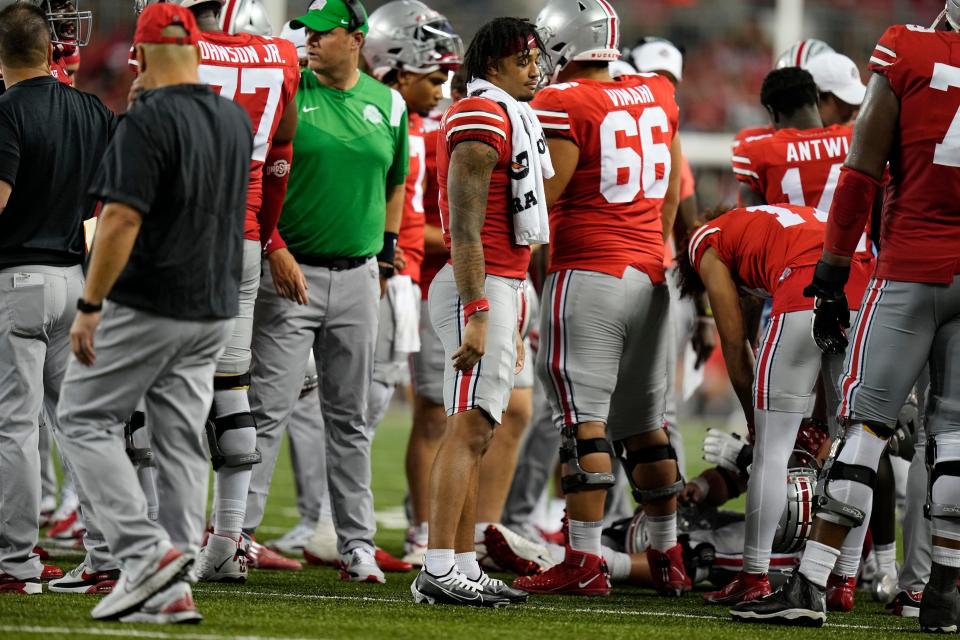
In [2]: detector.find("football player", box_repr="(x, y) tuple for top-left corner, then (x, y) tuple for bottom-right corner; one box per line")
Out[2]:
(730, 2), (960, 629)
(677, 204), (872, 606)
(515, 0), (687, 598)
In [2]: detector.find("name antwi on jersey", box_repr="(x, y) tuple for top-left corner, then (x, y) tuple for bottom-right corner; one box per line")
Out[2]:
(785, 136), (849, 162)
(198, 41), (287, 65)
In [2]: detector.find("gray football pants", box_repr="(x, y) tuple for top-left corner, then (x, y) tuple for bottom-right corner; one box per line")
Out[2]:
(900, 368), (931, 592)
(56, 302), (230, 577)
(289, 387), (326, 524)
(245, 259), (379, 554)
(0, 265), (82, 579)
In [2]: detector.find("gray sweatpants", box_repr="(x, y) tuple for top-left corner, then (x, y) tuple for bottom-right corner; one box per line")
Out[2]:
(289, 385), (326, 524)
(245, 258), (379, 554)
(0, 264), (82, 578)
(56, 302), (230, 578)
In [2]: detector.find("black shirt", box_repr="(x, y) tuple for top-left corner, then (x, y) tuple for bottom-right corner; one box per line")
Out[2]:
(0, 76), (116, 268)
(89, 83), (252, 320)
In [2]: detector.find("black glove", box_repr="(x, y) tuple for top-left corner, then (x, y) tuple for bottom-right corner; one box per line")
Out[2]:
(803, 260), (851, 355)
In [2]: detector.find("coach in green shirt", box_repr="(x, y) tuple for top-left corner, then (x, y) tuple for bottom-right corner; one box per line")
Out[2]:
(245, 0), (407, 584)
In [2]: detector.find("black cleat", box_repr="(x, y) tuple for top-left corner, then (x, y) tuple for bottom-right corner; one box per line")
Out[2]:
(920, 588), (960, 633)
(730, 571), (826, 627)
(410, 568), (511, 608)
(473, 571), (528, 604)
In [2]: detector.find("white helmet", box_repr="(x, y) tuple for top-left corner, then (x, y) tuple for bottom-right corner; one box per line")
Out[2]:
(535, 0), (621, 83)
(134, 0), (223, 15)
(775, 38), (834, 69)
(362, 0), (463, 80)
(771, 468), (817, 554)
(219, 0), (271, 36)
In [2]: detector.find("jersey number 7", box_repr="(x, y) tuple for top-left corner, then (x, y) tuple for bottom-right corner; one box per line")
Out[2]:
(200, 65), (285, 163)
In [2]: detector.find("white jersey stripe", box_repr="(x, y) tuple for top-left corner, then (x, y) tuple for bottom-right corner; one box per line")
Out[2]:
(445, 124), (507, 140)
(446, 111), (505, 123)
(541, 123), (571, 130)
(731, 155), (752, 164)
(869, 56), (892, 67)
(533, 109), (569, 118)
(733, 168), (760, 179)
(874, 44), (896, 58)
(688, 226), (721, 265)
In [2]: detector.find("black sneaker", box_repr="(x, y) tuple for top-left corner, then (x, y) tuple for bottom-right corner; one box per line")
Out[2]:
(730, 571), (826, 627)
(920, 588), (960, 633)
(473, 571), (528, 604)
(410, 568), (511, 608)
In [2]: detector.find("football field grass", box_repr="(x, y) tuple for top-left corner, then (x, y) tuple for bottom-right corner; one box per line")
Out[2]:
(0, 407), (917, 639)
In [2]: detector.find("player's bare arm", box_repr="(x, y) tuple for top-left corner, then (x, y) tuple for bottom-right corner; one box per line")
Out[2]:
(447, 139), (497, 371)
(70, 202), (143, 366)
(543, 137), (579, 209)
(660, 135), (683, 243)
(821, 73), (898, 268)
(0, 179), (10, 214)
(699, 248), (755, 427)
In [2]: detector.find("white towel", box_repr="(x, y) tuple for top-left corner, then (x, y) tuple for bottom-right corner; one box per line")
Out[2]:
(388, 275), (421, 354)
(466, 78), (554, 245)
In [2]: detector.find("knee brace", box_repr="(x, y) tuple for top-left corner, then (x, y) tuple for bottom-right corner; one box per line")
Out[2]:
(558, 425), (616, 494)
(124, 411), (155, 468)
(617, 443), (684, 504)
(214, 372), (251, 391)
(925, 435), (960, 520)
(205, 412), (261, 470)
(815, 431), (880, 527)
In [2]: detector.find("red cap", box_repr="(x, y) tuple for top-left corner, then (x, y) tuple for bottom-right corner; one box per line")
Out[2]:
(133, 3), (200, 46)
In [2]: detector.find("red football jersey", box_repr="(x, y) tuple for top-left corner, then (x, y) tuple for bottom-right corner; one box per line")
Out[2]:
(688, 204), (867, 314)
(867, 25), (960, 283)
(50, 58), (72, 86)
(197, 33), (299, 242)
(732, 125), (774, 148)
(420, 126), (447, 297)
(533, 74), (679, 282)
(732, 124), (852, 211)
(437, 97), (529, 280)
(398, 112), (426, 284)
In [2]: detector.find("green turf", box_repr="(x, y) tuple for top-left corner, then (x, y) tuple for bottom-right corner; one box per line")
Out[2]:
(0, 406), (917, 639)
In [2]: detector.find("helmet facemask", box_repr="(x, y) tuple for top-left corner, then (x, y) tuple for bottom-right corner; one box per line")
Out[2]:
(29, 0), (91, 47)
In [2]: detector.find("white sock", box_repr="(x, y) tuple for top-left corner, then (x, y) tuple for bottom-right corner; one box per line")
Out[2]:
(455, 551), (482, 580)
(213, 425), (256, 538)
(425, 548), (455, 576)
(569, 519), (602, 556)
(743, 409), (802, 574)
(932, 545), (960, 568)
(414, 522), (428, 546)
(833, 544), (860, 579)
(601, 547), (631, 581)
(799, 540), (841, 588)
(645, 514), (677, 553)
(874, 542), (897, 576)
(474, 522), (493, 543)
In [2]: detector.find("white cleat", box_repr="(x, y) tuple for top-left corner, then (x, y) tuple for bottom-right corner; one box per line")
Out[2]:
(871, 570), (899, 604)
(92, 547), (192, 621)
(402, 541), (427, 567)
(266, 519), (316, 555)
(194, 533), (247, 583)
(303, 519), (339, 566)
(338, 548), (386, 584)
(119, 580), (203, 624)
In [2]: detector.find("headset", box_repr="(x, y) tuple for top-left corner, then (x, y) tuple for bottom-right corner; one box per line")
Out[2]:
(343, 0), (366, 32)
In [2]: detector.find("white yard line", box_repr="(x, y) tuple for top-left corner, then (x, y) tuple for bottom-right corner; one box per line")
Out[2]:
(0, 625), (324, 640)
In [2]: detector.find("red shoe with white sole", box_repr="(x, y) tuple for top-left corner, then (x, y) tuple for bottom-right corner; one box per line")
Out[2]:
(0, 572), (41, 595)
(512, 547), (610, 596)
(647, 544), (691, 597)
(703, 571), (771, 605)
(375, 548), (412, 573)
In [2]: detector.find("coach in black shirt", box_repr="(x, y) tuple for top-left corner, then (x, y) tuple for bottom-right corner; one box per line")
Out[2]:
(0, 2), (114, 594)
(55, 3), (252, 622)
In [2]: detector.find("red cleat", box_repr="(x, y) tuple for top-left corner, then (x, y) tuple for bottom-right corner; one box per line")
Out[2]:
(826, 573), (856, 612)
(33, 546), (49, 561)
(40, 564), (63, 581)
(512, 547), (611, 596)
(647, 544), (691, 597)
(483, 525), (553, 577)
(48, 510), (84, 541)
(0, 572), (41, 595)
(374, 547), (412, 573)
(242, 534), (302, 571)
(703, 571), (771, 605)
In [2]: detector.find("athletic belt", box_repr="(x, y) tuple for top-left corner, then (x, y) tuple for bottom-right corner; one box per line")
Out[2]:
(291, 254), (369, 271)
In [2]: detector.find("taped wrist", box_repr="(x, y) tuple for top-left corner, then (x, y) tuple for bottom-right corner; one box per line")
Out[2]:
(378, 231), (398, 278)
(824, 166), (881, 257)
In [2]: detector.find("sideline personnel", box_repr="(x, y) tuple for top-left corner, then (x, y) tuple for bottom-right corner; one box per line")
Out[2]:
(0, 1), (114, 595)
(55, 3), (251, 623)
(244, 0), (408, 585)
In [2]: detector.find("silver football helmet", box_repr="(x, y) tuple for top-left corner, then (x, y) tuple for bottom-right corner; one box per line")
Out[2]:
(219, 0), (271, 36)
(771, 468), (817, 554)
(775, 38), (834, 69)
(937, 0), (960, 30)
(535, 0), (621, 83)
(134, 0), (223, 16)
(22, 0), (92, 46)
(362, 0), (463, 80)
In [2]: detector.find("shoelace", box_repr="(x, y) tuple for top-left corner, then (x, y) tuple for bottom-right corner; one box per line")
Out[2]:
(473, 573), (504, 589)
(440, 571), (481, 592)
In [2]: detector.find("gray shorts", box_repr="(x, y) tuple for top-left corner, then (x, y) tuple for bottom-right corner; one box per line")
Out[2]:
(755, 310), (847, 426)
(839, 277), (960, 433)
(217, 239), (261, 375)
(411, 297), (445, 405)
(536, 267), (669, 440)
(515, 279), (538, 389)
(428, 264), (521, 424)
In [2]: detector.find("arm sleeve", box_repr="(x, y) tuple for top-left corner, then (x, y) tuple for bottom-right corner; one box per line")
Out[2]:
(868, 25), (904, 96)
(88, 112), (162, 216)
(532, 89), (575, 144)
(259, 139), (292, 251)
(0, 109), (20, 186)
(387, 108), (409, 188)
